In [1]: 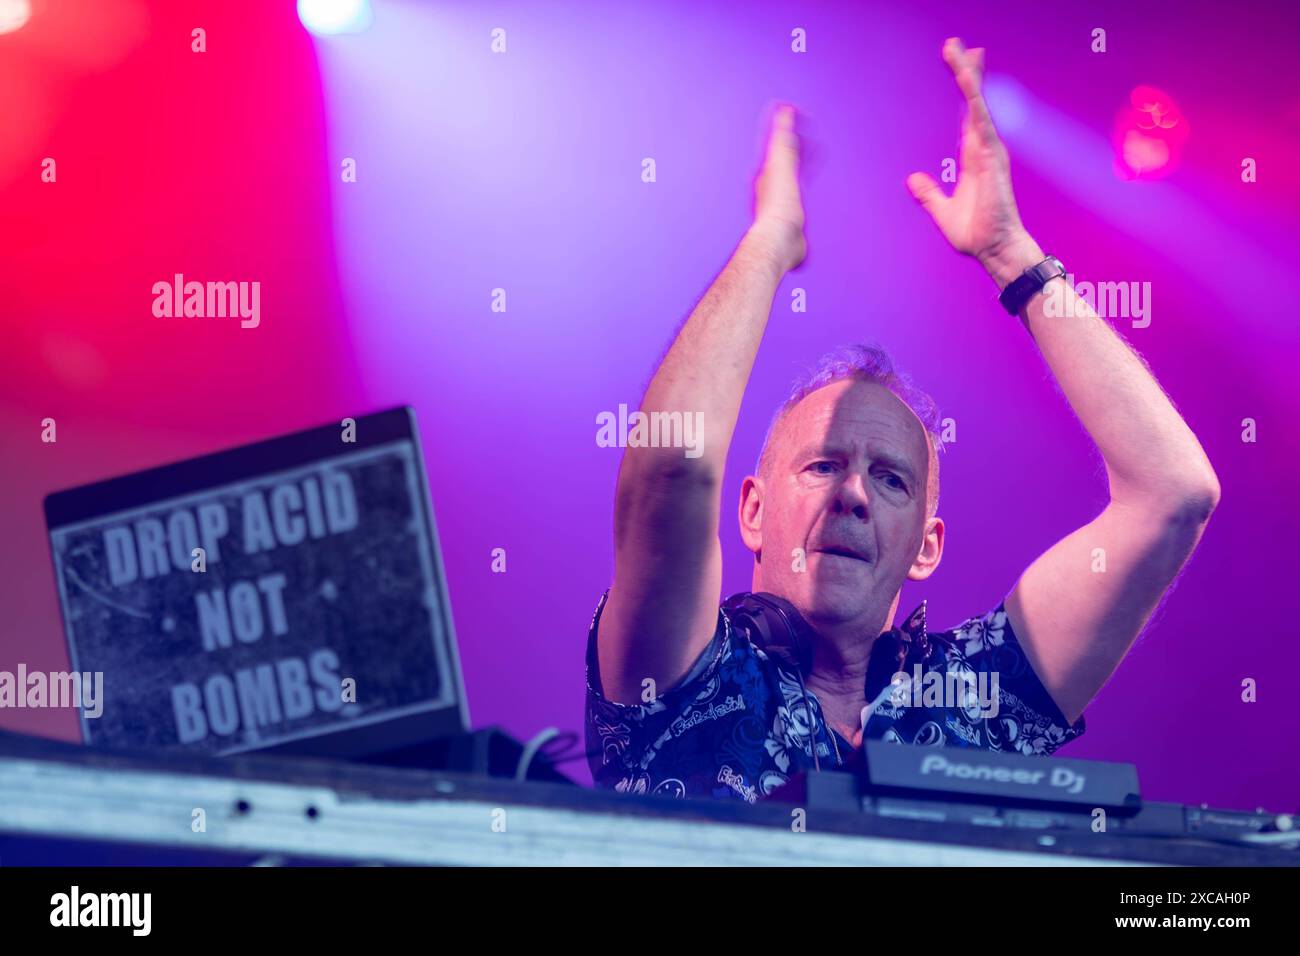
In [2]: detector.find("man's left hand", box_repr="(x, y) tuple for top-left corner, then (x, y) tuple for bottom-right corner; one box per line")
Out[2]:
(906, 38), (1042, 290)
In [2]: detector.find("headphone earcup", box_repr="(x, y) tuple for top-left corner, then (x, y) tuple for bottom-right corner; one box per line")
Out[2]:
(722, 592), (814, 674)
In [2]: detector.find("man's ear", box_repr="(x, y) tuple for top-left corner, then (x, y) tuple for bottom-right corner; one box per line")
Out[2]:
(906, 515), (945, 582)
(739, 475), (764, 556)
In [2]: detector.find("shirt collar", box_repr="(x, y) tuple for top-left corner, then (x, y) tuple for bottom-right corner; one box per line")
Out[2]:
(865, 599), (932, 698)
(897, 599), (929, 648)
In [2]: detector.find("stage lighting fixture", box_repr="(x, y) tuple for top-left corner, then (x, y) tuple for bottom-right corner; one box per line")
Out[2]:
(0, 0), (31, 36)
(1113, 85), (1189, 181)
(298, 0), (373, 37)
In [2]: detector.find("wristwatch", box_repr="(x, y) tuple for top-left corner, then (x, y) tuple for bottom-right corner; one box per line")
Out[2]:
(999, 256), (1065, 315)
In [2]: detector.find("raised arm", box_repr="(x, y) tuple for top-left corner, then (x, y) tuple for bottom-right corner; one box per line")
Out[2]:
(598, 106), (807, 705)
(907, 39), (1220, 725)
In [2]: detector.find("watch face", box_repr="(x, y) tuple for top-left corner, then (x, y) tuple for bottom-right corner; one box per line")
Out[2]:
(1034, 257), (1064, 283)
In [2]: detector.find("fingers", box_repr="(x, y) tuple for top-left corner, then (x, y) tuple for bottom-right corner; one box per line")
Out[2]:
(941, 37), (979, 97)
(771, 102), (797, 135)
(763, 103), (800, 173)
(941, 37), (997, 143)
(905, 172), (948, 216)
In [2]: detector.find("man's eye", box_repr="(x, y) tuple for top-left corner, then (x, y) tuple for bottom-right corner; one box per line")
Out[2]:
(809, 461), (837, 475)
(879, 473), (905, 490)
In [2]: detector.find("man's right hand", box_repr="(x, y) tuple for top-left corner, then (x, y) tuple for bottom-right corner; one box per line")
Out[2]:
(750, 104), (808, 274)
(598, 104), (805, 706)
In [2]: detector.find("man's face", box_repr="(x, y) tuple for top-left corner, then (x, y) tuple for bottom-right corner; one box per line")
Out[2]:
(740, 379), (943, 628)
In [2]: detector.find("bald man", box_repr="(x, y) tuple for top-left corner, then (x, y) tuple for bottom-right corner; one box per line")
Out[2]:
(584, 39), (1219, 802)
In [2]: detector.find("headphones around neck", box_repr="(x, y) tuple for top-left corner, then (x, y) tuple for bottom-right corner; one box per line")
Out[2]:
(721, 591), (935, 774)
(721, 591), (932, 677)
(721, 591), (817, 674)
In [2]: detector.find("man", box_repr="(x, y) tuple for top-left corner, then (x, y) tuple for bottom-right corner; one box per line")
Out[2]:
(584, 39), (1220, 802)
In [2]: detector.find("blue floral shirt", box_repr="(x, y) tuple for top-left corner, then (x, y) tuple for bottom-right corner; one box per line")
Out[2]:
(585, 590), (1086, 803)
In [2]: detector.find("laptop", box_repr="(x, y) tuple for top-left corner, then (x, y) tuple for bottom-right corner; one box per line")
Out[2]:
(43, 407), (470, 758)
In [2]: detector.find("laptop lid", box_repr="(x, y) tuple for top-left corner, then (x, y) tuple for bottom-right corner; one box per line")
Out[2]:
(44, 407), (469, 758)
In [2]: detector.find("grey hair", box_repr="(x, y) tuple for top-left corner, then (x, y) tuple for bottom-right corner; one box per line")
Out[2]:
(755, 343), (944, 518)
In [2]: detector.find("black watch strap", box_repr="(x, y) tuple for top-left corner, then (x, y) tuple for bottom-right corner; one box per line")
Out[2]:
(999, 256), (1065, 315)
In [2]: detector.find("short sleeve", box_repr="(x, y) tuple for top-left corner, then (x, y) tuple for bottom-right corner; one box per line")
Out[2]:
(948, 600), (1086, 755)
(584, 589), (732, 778)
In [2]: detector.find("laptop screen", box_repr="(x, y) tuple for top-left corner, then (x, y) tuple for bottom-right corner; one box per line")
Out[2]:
(44, 407), (468, 758)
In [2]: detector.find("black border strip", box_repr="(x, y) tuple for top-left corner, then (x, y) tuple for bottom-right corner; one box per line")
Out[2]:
(44, 408), (415, 528)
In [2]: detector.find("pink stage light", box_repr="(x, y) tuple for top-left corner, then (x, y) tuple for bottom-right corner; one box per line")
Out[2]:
(1113, 85), (1190, 181)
